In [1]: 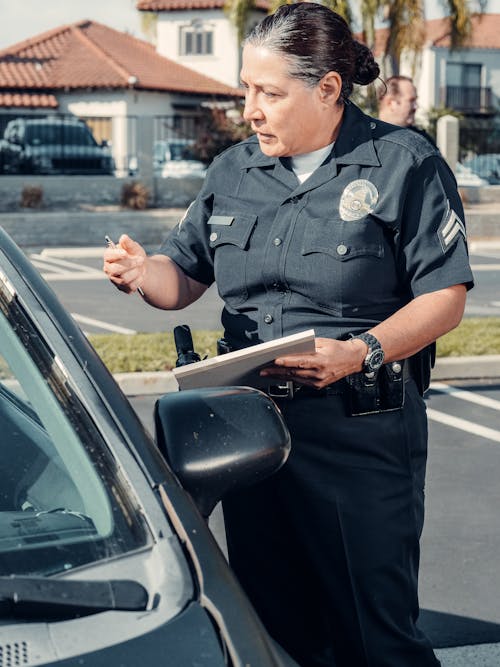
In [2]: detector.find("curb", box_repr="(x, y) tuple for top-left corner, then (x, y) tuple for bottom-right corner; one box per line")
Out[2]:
(114, 356), (500, 396)
(115, 370), (179, 396)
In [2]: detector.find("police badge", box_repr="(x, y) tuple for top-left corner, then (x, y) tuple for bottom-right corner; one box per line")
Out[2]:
(339, 179), (379, 222)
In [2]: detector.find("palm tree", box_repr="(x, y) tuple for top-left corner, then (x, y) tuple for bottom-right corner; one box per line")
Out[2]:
(383, 0), (474, 75)
(224, 0), (474, 76)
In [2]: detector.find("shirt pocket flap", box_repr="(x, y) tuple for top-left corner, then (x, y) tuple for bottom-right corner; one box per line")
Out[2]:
(301, 218), (384, 260)
(208, 212), (257, 250)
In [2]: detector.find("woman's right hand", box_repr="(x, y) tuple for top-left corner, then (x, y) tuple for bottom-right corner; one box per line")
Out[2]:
(103, 234), (147, 294)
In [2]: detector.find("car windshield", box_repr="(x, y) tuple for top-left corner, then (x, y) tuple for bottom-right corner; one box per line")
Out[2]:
(25, 124), (97, 147)
(0, 281), (150, 577)
(155, 141), (197, 162)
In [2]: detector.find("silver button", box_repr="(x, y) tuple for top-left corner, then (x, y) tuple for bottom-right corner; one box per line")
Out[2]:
(264, 314), (274, 324)
(370, 121), (377, 129)
(392, 362), (402, 374)
(336, 244), (348, 256)
(209, 232), (218, 242)
(273, 237), (282, 246)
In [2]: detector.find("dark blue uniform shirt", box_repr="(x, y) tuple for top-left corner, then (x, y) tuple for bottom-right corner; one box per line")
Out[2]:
(160, 103), (474, 349)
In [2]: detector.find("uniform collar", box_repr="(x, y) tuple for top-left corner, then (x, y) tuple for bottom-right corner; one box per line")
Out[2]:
(240, 104), (380, 197)
(333, 103), (380, 167)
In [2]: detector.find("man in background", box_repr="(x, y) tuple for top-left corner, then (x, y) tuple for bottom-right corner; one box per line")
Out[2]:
(378, 75), (437, 146)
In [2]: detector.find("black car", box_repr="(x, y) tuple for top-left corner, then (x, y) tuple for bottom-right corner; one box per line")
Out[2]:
(0, 225), (298, 666)
(0, 117), (114, 175)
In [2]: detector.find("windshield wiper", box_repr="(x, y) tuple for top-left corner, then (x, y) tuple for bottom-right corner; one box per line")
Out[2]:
(0, 576), (149, 617)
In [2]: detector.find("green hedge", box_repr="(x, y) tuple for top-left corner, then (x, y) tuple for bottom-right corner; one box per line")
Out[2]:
(87, 318), (500, 374)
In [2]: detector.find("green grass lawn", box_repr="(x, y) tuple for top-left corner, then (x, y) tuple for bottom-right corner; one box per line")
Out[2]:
(88, 318), (500, 374)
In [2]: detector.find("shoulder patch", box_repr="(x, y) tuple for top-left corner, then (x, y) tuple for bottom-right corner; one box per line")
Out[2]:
(438, 203), (466, 252)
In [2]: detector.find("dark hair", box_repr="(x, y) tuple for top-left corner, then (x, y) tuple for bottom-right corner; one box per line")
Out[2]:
(244, 2), (379, 103)
(378, 75), (414, 101)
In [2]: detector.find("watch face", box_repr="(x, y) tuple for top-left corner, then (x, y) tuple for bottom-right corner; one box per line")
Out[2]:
(367, 348), (385, 371)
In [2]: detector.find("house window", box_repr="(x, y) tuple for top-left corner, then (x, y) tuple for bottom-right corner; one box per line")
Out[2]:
(179, 23), (213, 55)
(446, 62), (481, 88)
(445, 63), (483, 110)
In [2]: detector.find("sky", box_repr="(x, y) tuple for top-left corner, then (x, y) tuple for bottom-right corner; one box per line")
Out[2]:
(0, 0), (143, 50)
(0, 0), (499, 51)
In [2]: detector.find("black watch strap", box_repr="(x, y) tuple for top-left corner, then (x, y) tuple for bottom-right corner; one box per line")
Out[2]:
(350, 332), (385, 374)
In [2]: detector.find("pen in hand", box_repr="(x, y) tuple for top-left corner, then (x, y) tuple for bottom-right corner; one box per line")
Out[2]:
(105, 235), (145, 297)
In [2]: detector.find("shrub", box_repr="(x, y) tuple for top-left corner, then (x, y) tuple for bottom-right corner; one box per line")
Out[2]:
(192, 106), (253, 165)
(20, 185), (43, 208)
(121, 181), (150, 210)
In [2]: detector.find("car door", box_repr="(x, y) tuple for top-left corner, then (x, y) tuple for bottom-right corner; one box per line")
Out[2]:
(0, 226), (299, 667)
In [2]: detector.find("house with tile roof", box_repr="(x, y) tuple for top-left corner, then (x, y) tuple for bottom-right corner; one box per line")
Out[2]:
(137, 0), (268, 88)
(0, 19), (241, 173)
(138, 1), (500, 155)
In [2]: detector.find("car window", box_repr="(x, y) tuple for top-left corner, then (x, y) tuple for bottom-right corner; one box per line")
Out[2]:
(169, 142), (197, 161)
(0, 287), (150, 576)
(25, 124), (98, 147)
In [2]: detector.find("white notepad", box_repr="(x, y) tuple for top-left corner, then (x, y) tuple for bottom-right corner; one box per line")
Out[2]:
(172, 329), (316, 390)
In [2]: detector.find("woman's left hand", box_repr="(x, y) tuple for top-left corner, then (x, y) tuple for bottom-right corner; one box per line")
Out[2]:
(260, 337), (365, 389)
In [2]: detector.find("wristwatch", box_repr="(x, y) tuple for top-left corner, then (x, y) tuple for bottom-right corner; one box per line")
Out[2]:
(351, 332), (385, 374)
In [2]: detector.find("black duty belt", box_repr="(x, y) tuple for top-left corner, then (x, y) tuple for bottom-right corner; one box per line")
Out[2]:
(266, 359), (413, 401)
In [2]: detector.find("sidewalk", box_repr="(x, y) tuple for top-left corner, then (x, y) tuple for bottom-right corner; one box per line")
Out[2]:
(0, 197), (498, 247)
(113, 351), (500, 397)
(0, 206), (185, 248)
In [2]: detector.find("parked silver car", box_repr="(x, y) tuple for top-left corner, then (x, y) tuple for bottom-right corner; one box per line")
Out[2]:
(463, 153), (500, 185)
(128, 139), (207, 178)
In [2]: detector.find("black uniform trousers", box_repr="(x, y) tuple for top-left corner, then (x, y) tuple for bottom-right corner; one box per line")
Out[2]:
(222, 380), (441, 667)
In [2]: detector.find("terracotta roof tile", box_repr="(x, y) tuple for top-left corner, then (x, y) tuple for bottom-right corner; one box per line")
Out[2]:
(0, 92), (58, 108)
(137, 0), (269, 12)
(365, 13), (500, 56)
(427, 13), (500, 49)
(0, 20), (242, 98)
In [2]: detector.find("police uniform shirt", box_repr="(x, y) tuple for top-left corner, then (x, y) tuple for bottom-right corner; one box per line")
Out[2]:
(160, 103), (474, 350)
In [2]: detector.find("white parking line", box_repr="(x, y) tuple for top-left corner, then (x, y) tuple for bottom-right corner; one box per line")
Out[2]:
(427, 408), (500, 444)
(30, 259), (70, 275)
(31, 252), (105, 281)
(31, 254), (102, 273)
(470, 264), (500, 271)
(71, 313), (136, 335)
(430, 382), (500, 411)
(40, 248), (105, 258)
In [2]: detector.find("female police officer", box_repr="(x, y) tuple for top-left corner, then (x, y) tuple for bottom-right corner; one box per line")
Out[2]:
(104, 3), (473, 666)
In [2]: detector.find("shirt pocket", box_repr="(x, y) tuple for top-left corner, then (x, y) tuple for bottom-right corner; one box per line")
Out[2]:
(208, 204), (257, 307)
(299, 217), (385, 316)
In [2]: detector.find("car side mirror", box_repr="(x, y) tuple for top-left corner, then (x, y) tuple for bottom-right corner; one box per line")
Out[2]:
(154, 386), (291, 518)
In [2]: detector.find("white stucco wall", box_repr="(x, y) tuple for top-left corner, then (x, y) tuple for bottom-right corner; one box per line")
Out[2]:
(415, 46), (436, 115)
(155, 8), (264, 88)
(156, 10), (240, 87)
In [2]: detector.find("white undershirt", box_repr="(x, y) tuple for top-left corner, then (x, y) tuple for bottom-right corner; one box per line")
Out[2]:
(290, 142), (335, 183)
